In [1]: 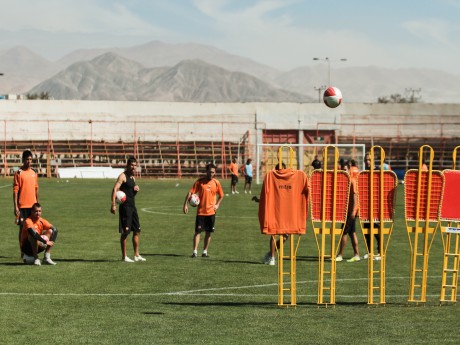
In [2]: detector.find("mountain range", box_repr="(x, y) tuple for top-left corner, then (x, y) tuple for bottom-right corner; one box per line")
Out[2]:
(1, 41), (459, 103)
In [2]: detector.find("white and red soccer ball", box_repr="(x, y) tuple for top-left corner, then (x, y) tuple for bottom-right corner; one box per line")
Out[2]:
(116, 190), (127, 204)
(38, 235), (49, 249)
(189, 194), (200, 207)
(323, 86), (343, 108)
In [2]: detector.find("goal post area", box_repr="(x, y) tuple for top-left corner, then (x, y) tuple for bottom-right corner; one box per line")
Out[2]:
(255, 143), (366, 184)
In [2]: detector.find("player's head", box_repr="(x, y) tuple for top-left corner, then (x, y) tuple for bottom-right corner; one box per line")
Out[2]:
(275, 162), (286, 170)
(232, 158), (237, 163)
(206, 163), (217, 178)
(126, 156), (137, 171)
(246, 158), (252, 164)
(31, 203), (42, 218)
(22, 150), (33, 166)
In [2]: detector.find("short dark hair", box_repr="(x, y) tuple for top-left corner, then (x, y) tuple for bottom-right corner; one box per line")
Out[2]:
(22, 150), (33, 162)
(275, 162), (286, 170)
(126, 156), (137, 167)
(206, 163), (216, 171)
(32, 202), (41, 210)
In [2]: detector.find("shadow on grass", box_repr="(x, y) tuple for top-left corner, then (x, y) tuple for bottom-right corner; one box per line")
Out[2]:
(143, 312), (165, 315)
(0, 258), (116, 265)
(142, 253), (262, 265)
(297, 255), (321, 262)
(143, 253), (184, 258)
(48, 259), (115, 263)
(162, 301), (277, 307)
(162, 299), (417, 309)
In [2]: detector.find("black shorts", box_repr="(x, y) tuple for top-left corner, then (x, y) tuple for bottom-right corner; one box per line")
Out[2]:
(195, 215), (216, 233)
(245, 176), (253, 184)
(18, 208), (33, 227)
(343, 217), (356, 235)
(119, 205), (141, 234)
(231, 175), (238, 186)
(21, 239), (45, 256)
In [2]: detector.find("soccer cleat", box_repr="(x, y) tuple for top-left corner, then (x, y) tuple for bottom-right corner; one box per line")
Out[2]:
(34, 258), (41, 266)
(244, 190), (247, 194)
(235, 190), (239, 194)
(335, 255), (343, 262)
(134, 255), (146, 262)
(191, 253), (197, 258)
(374, 254), (381, 261)
(249, 191), (251, 194)
(267, 257), (276, 266)
(201, 253), (209, 258)
(123, 256), (134, 263)
(43, 257), (57, 265)
(347, 255), (361, 262)
(262, 252), (271, 264)
(363, 253), (369, 259)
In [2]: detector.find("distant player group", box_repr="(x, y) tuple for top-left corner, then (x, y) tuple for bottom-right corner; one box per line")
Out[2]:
(16, 150), (364, 266)
(15, 151), (250, 265)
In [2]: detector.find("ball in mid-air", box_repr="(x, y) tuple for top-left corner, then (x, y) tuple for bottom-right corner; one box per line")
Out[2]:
(189, 194), (200, 207)
(116, 190), (127, 204)
(323, 86), (342, 108)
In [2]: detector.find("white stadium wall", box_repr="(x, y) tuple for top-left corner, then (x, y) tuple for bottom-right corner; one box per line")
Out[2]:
(1, 100), (460, 143)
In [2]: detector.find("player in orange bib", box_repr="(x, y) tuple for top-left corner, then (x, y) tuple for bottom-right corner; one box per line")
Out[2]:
(20, 203), (58, 266)
(336, 160), (361, 262)
(183, 163), (224, 258)
(13, 150), (39, 258)
(228, 158), (239, 194)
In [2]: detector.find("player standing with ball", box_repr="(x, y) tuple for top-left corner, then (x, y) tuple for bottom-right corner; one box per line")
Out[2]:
(183, 163), (224, 258)
(111, 156), (146, 263)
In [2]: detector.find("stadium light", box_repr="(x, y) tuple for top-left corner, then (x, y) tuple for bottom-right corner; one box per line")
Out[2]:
(313, 57), (347, 86)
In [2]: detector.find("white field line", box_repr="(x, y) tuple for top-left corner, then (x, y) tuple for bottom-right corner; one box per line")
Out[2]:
(0, 183), (11, 189)
(0, 275), (443, 298)
(141, 207), (257, 219)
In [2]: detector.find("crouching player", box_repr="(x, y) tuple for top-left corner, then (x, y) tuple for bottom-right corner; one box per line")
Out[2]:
(20, 203), (58, 266)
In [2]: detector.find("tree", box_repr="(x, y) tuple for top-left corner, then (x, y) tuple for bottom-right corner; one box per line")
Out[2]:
(377, 93), (419, 104)
(26, 91), (52, 100)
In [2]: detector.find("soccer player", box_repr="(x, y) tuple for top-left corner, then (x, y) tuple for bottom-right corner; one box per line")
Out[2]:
(242, 158), (253, 194)
(311, 155), (322, 169)
(228, 158), (239, 194)
(13, 150), (39, 257)
(336, 160), (361, 262)
(183, 163), (224, 258)
(111, 157), (146, 263)
(20, 203), (58, 266)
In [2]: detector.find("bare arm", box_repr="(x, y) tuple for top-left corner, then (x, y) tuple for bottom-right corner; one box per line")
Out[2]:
(110, 173), (126, 214)
(13, 191), (19, 216)
(183, 192), (191, 214)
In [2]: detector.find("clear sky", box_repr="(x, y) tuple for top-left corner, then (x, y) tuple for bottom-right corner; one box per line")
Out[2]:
(1, 0), (459, 74)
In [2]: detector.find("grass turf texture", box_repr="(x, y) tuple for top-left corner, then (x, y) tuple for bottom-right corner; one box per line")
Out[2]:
(0, 177), (458, 345)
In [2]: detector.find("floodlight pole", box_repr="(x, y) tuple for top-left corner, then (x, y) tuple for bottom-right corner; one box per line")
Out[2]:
(89, 120), (93, 167)
(313, 57), (347, 86)
(314, 85), (327, 103)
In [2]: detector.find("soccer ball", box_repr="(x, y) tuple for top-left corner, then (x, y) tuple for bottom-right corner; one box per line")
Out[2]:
(38, 235), (49, 249)
(189, 194), (200, 207)
(116, 190), (127, 204)
(323, 86), (343, 108)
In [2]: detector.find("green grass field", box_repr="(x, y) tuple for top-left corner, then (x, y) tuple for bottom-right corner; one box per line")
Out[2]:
(0, 177), (458, 345)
